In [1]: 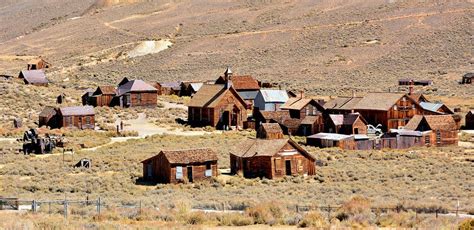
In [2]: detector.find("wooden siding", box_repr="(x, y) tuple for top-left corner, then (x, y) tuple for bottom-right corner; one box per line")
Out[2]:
(125, 92), (157, 107)
(59, 115), (95, 130)
(466, 112), (474, 129)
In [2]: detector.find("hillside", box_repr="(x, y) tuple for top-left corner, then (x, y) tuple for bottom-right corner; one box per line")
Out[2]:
(0, 0), (472, 98)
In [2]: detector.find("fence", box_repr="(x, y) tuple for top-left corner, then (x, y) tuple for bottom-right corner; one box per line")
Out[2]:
(1, 197), (471, 221)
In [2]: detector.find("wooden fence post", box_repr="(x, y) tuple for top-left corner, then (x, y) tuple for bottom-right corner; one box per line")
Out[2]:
(435, 209), (438, 219)
(32, 200), (36, 212)
(49, 202), (51, 214)
(64, 200), (68, 219)
(97, 197), (101, 215)
(327, 205), (331, 221)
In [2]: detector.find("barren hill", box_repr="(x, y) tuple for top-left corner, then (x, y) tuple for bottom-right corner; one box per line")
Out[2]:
(0, 0), (473, 97)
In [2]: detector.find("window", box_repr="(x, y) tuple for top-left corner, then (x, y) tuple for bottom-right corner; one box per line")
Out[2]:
(137, 94), (142, 103)
(85, 116), (91, 125)
(425, 136), (430, 144)
(205, 163), (212, 177)
(176, 166), (183, 179)
(297, 159), (303, 172)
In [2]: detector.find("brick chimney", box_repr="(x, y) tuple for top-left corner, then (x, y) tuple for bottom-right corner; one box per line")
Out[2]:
(409, 79), (414, 95)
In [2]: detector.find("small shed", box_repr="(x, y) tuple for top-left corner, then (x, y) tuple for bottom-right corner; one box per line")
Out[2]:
(141, 149), (218, 184)
(466, 110), (474, 129)
(461, 73), (473, 84)
(81, 89), (94, 106)
(39, 106), (58, 128)
(257, 123), (284, 139)
(254, 89), (289, 111)
(27, 57), (51, 70)
(306, 133), (355, 149)
(18, 70), (48, 86)
(155, 82), (181, 95)
(91, 85), (116, 107)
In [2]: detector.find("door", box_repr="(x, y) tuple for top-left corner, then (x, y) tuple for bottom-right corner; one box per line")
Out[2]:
(222, 111), (230, 129)
(147, 164), (153, 178)
(285, 160), (292, 176)
(187, 166), (193, 183)
(78, 117), (82, 129)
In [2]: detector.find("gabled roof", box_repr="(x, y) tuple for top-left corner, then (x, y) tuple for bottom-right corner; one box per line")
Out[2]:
(39, 106), (56, 117)
(157, 82), (181, 90)
(463, 73), (474, 78)
(343, 113), (367, 125)
(187, 84), (246, 108)
(328, 114), (344, 126)
(301, 115), (320, 125)
(354, 93), (406, 111)
(404, 115), (458, 131)
(420, 102), (452, 114)
(59, 106), (95, 116)
(324, 97), (362, 111)
(216, 75), (260, 91)
(19, 70), (48, 84)
(307, 133), (353, 141)
(231, 138), (315, 160)
(257, 90), (289, 103)
(117, 80), (157, 95)
(190, 82), (204, 92)
(238, 91), (259, 100)
(142, 148), (218, 164)
(258, 110), (290, 122)
(260, 123), (283, 133)
(280, 97), (324, 112)
(94, 86), (116, 95)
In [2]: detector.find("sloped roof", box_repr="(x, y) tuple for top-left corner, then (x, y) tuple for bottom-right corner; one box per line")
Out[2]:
(420, 102), (446, 114)
(409, 94), (428, 103)
(238, 91), (259, 100)
(307, 133), (353, 141)
(190, 82), (204, 92)
(260, 123), (283, 134)
(59, 106), (95, 116)
(301, 115), (319, 125)
(354, 93), (406, 111)
(187, 84), (246, 108)
(39, 106), (56, 117)
(329, 114), (344, 126)
(280, 118), (302, 129)
(216, 75), (260, 90)
(258, 90), (289, 103)
(324, 97), (362, 111)
(231, 138), (314, 160)
(143, 149), (217, 164)
(19, 70), (48, 84)
(404, 115), (457, 131)
(343, 113), (366, 125)
(117, 80), (157, 95)
(95, 86), (116, 95)
(463, 73), (474, 78)
(157, 82), (181, 90)
(258, 110), (290, 122)
(280, 98), (313, 110)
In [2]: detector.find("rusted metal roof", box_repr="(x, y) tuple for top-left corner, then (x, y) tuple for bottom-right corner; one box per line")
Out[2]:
(19, 70), (48, 84)
(59, 106), (95, 116)
(95, 86), (116, 95)
(142, 149), (218, 164)
(187, 84), (246, 108)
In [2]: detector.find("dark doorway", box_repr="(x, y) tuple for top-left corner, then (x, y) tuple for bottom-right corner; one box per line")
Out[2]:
(187, 166), (193, 183)
(354, 128), (359, 134)
(222, 111), (230, 129)
(285, 160), (292, 176)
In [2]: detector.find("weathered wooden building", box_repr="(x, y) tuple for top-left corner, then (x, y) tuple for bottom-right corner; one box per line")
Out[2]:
(116, 79), (158, 107)
(27, 57), (51, 70)
(306, 133), (373, 150)
(187, 75), (248, 129)
(141, 149), (218, 184)
(180, 81), (204, 96)
(404, 115), (459, 146)
(18, 70), (48, 86)
(230, 128), (316, 179)
(215, 68), (260, 106)
(280, 93), (325, 119)
(155, 82), (181, 96)
(419, 102), (453, 115)
(326, 113), (368, 135)
(254, 89), (289, 111)
(461, 73), (473, 84)
(398, 79), (432, 86)
(90, 86), (116, 107)
(81, 89), (94, 106)
(39, 106), (95, 129)
(257, 123), (284, 139)
(466, 110), (474, 129)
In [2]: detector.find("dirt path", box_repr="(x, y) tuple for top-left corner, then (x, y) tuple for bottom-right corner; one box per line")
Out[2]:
(158, 100), (187, 110)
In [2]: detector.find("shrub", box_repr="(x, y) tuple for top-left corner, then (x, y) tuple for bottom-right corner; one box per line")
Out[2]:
(217, 213), (253, 226)
(458, 218), (474, 230)
(186, 211), (205, 225)
(245, 202), (284, 225)
(298, 211), (328, 228)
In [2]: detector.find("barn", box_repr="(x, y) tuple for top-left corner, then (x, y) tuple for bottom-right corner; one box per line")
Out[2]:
(18, 70), (48, 86)
(141, 149), (218, 184)
(230, 127), (315, 179)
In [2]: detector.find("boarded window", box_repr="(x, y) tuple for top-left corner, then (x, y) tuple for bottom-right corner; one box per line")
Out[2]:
(176, 166), (183, 179)
(298, 159), (303, 172)
(85, 116), (91, 125)
(137, 93), (142, 103)
(205, 163), (212, 177)
(274, 158), (282, 170)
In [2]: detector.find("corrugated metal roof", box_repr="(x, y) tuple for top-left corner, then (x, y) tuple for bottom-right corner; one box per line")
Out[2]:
(258, 90), (288, 103)
(20, 70), (48, 84)
(238, 91), (258, 100)
(420, 102), (443, 113)
(190, 82), (203, 92)
(307, 133), (352, 141)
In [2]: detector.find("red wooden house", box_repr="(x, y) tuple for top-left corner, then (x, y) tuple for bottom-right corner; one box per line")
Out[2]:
(326, 113), (368, 135)
(39, 106), (95, 130)
(141, 149), (218, 184)
(90, 86), (116, 107)
(404, 115), (459, 146)
(116, 79), (158, 107)
(215, 68), (260, 106)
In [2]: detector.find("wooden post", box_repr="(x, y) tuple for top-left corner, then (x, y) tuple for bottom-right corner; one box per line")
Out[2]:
(139, 200), (142, 216)
(49, 202), (51, 214)
(327, 205), (331, 221)
(32, 200), (36, 212)
(435, 209), (438, 219)
(64, 200), (68, 219)
(296, 205), (299, 213)
(97, 197), (101, 215)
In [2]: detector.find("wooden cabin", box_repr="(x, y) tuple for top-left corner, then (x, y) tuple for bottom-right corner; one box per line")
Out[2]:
(461, 73), (473, 84)
(419, 102), (453, 115)
(326, 113), (368, 135)
(280, 93), (325, 119)
(215, 68), (260, 106)
(230, 133), (315, 179)
(257, 123), (284, 139)
(180, 81), (204, 96)
(404, 115), (458, 146)
(57, 106), (95, 130)
(27, 57), (51, 70)
(81, 89), (94, 106)
(116, 79), (158, 107)
(466, 110), (474, 129)
(90, 86), (116, 107)
(187, 74), (248, 130)
(141, 149), (218, 184)
(155, 82), (181, 96)
(254, 89), (289, 111)
(18, 70), (48, 86)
